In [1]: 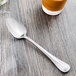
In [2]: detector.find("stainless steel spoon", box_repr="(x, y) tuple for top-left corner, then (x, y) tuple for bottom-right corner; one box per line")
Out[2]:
(6, 17), (70, 73)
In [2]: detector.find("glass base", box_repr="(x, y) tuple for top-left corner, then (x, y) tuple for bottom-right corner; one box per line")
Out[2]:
(42, 5), (63, 15)
(0, 0), (8, 6)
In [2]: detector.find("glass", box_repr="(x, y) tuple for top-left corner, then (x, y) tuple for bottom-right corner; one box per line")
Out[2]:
(42, 0), (67, 15)
(0, 0), (8, 6)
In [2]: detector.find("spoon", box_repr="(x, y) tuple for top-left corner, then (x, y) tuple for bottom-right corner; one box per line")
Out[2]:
(6, 17), (70, 73)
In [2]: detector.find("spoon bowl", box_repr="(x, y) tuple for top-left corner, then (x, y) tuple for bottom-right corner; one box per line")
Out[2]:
(6, 17), (27, 39)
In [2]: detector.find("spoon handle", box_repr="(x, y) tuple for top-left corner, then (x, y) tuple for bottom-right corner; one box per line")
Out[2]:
(24, 36), (70, 73)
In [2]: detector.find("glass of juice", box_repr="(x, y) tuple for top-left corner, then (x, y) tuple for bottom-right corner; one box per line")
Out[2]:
(0, 0), (8, 6)
(42, 0), (67, 15)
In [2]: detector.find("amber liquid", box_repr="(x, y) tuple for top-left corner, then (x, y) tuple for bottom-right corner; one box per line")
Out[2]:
(42, 0), (67, 11)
